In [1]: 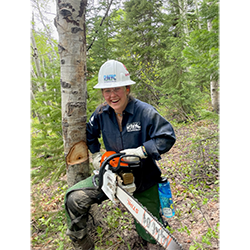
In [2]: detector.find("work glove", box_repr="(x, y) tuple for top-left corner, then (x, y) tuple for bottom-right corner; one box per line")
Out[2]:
(120, 146), (147, 162)
(92, 152), (102, 170)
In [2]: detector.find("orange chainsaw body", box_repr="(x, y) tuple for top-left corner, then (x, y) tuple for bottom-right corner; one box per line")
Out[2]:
(100, 151), (128, 168)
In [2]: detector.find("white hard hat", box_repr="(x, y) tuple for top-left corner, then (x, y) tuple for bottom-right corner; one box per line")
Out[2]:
(93, 60), (136, 89)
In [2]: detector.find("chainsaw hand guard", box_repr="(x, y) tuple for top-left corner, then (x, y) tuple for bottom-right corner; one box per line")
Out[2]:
(98, 152), (141, 190)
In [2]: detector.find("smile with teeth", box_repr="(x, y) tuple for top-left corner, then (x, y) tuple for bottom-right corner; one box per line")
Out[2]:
(111, 99), (119, 103)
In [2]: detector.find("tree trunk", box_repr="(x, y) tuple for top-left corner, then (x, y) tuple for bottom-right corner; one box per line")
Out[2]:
(194, 0), (202, 29)
(31, 30), (50, 107)
(31, 31), (42, 79)
(178, 0), (189, 35)
(32, 0), (58, 58)
(55, 0), (90, 187)
(207, 18), (219, 114)
(30, 87), (42, 121)
(210, 77), (219, 114)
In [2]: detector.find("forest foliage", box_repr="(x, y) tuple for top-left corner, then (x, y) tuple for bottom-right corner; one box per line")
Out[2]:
(31, 0), (219, 249)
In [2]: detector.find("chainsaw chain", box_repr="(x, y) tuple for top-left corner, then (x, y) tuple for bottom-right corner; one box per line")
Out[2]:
(118, 185), (184, 250)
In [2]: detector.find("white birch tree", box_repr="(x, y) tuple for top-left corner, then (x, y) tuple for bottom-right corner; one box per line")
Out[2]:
(31, 31), (42, 79)
(177, 0), (189, 36)
(32, 0), (58, 58)
(207, 19), (220, 114)
(55, 0), (89, 187)
(207, 2), (219, 114)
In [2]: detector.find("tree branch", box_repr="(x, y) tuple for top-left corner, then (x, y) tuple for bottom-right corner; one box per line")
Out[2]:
(87, 0), (113, 52)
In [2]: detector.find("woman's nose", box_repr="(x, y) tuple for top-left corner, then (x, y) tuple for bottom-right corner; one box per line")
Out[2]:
(110, 89), (117, 96)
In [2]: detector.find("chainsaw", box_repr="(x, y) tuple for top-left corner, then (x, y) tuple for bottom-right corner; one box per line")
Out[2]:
(93, 151), (183, 250)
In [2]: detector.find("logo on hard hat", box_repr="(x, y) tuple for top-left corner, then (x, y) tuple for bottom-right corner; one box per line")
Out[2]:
(104, 74), (116, 82)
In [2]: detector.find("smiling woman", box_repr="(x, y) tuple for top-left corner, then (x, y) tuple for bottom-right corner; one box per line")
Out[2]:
(102, 86), (130, 115)
(63, 59), (176, 249)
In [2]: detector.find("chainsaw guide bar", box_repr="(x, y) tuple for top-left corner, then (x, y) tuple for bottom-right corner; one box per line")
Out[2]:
(116, 185), (183, 250)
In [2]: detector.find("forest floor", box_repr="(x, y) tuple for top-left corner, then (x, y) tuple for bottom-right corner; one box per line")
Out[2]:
(31, 119), (219, 250)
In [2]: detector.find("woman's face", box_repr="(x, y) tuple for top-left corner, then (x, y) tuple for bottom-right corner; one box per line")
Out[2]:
(102, 86), (129, 113)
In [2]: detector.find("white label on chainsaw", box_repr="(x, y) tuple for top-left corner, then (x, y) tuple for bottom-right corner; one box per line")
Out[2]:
(101, 170), (117, 203)
(116, 186), (180, 250)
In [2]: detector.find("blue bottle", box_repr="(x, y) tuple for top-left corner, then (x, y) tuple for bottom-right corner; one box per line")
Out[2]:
(158, 178), (175, 218)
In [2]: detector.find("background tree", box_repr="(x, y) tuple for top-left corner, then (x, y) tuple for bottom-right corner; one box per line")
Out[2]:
(32, 0), (58, 57)
(86, 0), (121, 77)
(182, 0), (219, 114)
(156, 0), (201, 121)
(115, 0), (168, 105)
(31, 0), (64, 184)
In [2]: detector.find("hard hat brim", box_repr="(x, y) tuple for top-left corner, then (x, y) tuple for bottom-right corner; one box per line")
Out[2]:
(93, 80), (136, 89)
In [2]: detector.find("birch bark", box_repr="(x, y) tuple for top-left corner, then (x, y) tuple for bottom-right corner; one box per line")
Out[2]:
(194, 0), (202, 29)
(32, 0), (58, 58)
(210, 76), (219, 114)
(31, 30), (49, 107)
(177, 0), (189, 35)
(207, 18), (219, 114)
(55, 0), (89, 187)
(31, 31), (42, 79)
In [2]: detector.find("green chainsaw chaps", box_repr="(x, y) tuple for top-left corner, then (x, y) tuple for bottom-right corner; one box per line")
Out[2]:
(64, 176), (96, 228)
(64, 176), (162, 244)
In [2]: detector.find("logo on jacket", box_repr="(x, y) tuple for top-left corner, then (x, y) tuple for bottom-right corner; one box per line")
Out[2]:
(126, 122), (141, 132)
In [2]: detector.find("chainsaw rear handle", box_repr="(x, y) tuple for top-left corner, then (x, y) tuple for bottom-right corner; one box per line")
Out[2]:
(98, 152), (141, 189)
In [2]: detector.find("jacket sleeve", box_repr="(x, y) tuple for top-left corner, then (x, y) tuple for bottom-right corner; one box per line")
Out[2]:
(86, 111), (101, 154)
(142, 108), (176, 161)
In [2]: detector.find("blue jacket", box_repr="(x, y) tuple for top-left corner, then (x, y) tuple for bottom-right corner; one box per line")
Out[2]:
(86, 97), (176, 193)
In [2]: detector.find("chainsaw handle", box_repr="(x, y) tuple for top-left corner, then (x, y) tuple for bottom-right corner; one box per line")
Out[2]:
(119, 155), (141, 166)
(98, 153), (123, 189)
(102, 153), (141, 172)
(98, 153), (141, 189)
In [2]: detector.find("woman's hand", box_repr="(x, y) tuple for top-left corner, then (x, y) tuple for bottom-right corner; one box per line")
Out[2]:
(120, 146), (147, 161)
(92, 152), (102, 170)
